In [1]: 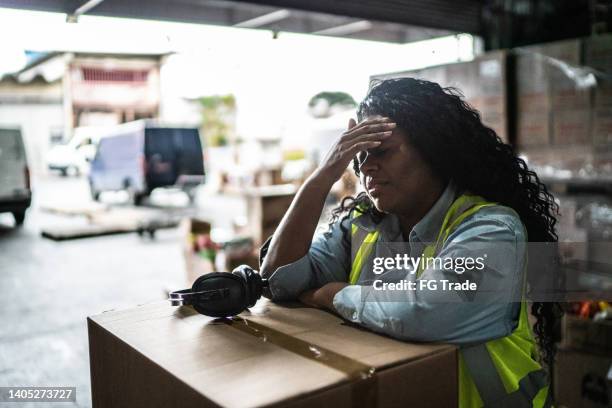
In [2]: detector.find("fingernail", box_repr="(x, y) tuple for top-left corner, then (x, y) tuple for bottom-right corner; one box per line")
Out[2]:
(383, 131), (393, 137)
(386, 123), (397, 128)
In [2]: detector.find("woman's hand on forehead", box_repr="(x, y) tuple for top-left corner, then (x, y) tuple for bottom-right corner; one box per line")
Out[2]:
(357, 116), (394, 126)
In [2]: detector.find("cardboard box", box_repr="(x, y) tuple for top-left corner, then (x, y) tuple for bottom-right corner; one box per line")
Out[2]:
(555, 348), (612, 408)
(371, 51), (509, 143)
(593, 81), (612, 146)
(516, 39), (593, 149)
(552, 110), (592, 145)
(88, 300), (458, 408)
(593, 109), (612, 146)
(562, 314), (612, 353)
(516, 44), (549, 96)
(244, 185), (296, 245)
(586, 35), (612, 146)
(584, 35), (612, 75)
(517, 111), (551, 146)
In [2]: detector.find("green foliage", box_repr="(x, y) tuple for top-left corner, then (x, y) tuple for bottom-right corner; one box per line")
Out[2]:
(200, 94), (236, 110)
(283, 149), (306, 161)
(199, 94), (236, 147)
(308, 91), (356, 108)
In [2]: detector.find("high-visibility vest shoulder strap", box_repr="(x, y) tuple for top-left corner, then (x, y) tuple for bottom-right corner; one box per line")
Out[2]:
(436, 194), (498, 245)
(349, 211), (379, 284)
(417, 194), (497, 278)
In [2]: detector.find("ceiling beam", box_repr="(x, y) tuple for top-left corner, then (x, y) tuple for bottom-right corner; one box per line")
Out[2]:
(313, 20), (373, 36)
(227, 0), (481, 33)
(234, 9), (291, 28)
(66, 0), (105, 23)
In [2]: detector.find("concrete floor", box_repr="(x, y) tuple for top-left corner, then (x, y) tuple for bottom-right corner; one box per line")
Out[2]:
(0, 176), (215, 407)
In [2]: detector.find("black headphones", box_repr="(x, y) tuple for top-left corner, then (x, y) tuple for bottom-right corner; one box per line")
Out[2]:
(169, 265), (268, 317)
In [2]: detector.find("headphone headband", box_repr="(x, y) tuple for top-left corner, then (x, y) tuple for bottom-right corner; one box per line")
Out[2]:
(169, 288), (231, 306)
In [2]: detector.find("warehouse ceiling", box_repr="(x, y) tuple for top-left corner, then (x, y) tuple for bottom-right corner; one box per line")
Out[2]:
(0, 0), (482, 43)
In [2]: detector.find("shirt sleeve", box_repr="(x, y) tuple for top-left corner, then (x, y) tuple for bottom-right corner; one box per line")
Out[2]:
(332, 207), (527, 345)
(260, 217), (352, 301)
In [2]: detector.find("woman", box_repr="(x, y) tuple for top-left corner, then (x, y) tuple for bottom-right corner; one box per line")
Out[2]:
(260, 78), (559, 407)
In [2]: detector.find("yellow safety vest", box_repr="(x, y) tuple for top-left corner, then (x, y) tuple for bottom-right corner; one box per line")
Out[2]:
(350, 194), (551, 408)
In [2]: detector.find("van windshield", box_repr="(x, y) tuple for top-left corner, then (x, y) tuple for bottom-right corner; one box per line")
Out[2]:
(145, 128), (204, 175)
(142, 128), (204, 188)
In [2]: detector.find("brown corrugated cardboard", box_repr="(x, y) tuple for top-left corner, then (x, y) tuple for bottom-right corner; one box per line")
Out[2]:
(552, 110), (592, 145)
(516, 39), (593, 148)
(593, 109), (612, 146)
(584, 34), (612, 75)
(88, 300), (457, 408)
(586, 35), (612, 147)
(517, 112), (551, 146)
(593, 81), (612, 145)
(562, 315), (612, 353)
(554, 348), (612, 408)
(234, 185), (296, 246)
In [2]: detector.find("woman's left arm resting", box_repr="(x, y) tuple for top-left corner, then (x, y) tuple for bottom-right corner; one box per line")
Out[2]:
(331, 213), (527, 344)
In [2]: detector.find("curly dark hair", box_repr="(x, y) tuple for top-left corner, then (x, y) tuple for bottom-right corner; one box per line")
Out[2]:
(331, 77), (562, 376)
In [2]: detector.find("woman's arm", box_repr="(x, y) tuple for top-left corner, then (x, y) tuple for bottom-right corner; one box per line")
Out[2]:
(329, 209), (527, 344)
(260, 117), (395, 279)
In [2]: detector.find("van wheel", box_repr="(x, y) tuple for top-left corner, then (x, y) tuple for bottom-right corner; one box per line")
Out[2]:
(12, 211), (25, 226)
(89, 180), (100, 201)
(134, 192), (147, 206)
(66, 166), (79, 177)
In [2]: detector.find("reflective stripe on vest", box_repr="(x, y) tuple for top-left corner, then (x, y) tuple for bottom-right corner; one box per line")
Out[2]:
(349, 218), (379, 285)
(349, 194), (551, 407)
(462, 340), (551, 408)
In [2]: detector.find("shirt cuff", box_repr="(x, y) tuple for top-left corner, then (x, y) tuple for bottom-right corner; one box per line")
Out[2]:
(263, 254), (314, 301)
(332, 285), (367, 323)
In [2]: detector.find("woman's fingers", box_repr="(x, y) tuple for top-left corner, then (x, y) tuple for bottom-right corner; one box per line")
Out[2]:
(348, 118), (357, 130)
(342, 131), (392, 150)
(343, 120), (396, 141)
(353, 116), (394, 129)
(356, 130), (393, 141)
(346, 140), (382, 157)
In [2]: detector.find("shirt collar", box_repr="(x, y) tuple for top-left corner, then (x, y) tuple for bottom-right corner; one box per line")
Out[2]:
(408, 182), (456, 244)
(352, 182), (457, 243)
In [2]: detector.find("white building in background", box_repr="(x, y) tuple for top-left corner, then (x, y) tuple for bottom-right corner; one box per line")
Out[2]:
(0, 51), (166, 175)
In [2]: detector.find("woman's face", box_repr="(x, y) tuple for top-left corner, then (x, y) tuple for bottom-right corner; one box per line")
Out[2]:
(357, 117), (440, 216)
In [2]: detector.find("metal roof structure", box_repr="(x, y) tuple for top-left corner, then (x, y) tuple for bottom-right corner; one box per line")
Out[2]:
(0, 0), (481, 43)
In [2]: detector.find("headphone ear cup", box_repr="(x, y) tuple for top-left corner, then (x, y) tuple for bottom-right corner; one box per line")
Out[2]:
(191, 273), (248, 317)
(232, 265), (263, 307)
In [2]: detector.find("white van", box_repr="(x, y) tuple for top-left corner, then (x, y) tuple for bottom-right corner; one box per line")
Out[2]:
(0, 128), (31, 225)
(46, 127), (99, 176)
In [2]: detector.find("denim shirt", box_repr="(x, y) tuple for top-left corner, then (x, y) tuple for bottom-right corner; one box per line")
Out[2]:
(260, 183), (527, 345)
